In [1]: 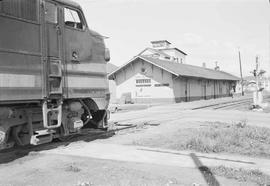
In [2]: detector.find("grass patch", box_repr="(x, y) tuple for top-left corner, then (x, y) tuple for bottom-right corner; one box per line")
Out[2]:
(133, 121), (270, 158)
(65, 164), (81, 172)
(211, 165), (270, 186)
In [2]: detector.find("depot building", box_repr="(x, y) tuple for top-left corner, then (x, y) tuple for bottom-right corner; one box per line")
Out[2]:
(108, 40), (239, 104)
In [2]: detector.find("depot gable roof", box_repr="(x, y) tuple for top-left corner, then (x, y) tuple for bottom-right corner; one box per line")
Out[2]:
(109, 56), (239, 81)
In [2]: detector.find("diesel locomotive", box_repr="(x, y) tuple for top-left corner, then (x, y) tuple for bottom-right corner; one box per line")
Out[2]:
(0, 0), (111, 150)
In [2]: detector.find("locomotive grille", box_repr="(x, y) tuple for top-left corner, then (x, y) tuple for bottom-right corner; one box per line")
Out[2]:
(0, 0), (38, 22)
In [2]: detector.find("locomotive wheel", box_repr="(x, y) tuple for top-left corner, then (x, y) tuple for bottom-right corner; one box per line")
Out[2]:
(81, 98), (99, 128)
(58, 135), (73, 142)
(57, 125), (73, 142)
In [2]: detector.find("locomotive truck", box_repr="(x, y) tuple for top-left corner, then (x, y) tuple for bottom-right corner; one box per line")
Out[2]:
(0, 0), (111, 150)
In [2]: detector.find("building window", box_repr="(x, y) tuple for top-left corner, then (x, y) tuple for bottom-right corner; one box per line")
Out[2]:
(141, 67), (146, 74)
(152, 53), (160, 58)
(64, 7), (85, 30)
(136, 78), (151, 87)
(154, 83), (169, 87)
(0, 0), (38, 22)
(136, 84), (151, 87)
(136, 79), (151, 84)
(165, 56), (170, 60)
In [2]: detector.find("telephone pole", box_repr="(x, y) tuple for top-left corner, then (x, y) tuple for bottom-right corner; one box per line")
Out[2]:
(255, 56), (259, 103)
(238, 49), (244, 96)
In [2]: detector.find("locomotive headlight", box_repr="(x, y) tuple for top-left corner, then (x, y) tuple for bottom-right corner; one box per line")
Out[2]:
(104, 48), (110, 62)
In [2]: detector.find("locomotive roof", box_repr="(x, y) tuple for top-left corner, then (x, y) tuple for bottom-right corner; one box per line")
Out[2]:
(54, 0), (81, 9)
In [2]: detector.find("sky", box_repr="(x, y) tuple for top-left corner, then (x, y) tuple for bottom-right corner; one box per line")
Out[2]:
(73, 0), (270, 77)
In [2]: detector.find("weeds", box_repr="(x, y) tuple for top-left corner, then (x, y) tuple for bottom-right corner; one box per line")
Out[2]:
(211, 165), (270, 186)
(133, 121), (270, 158)
(77, 181), (93, 186)
(65, 164), (81, 172)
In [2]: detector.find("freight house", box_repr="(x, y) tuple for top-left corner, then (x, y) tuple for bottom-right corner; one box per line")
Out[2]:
(108, 40), (239, 104)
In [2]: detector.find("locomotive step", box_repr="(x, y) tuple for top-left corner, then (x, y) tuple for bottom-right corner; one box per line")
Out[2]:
(30, 129), (55, 146)
(49, 74), (62, 78)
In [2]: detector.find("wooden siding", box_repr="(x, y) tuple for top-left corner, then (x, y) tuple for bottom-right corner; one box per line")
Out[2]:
(113, 58), (236, 104)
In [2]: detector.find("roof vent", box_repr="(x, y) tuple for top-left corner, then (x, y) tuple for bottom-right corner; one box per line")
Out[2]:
(202, 62), (206, 68)
(214, 61), (220, 71)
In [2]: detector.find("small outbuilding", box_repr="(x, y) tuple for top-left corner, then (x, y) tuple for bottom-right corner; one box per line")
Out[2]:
(108, 41), (239, 104)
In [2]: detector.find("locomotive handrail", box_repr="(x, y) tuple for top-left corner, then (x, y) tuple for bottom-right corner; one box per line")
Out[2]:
(42, 101), (62, 129)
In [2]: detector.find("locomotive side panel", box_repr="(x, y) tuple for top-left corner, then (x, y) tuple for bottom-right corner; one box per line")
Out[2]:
(64, 29), (109, 98)
(63, 7), (109, 109)
(0, 0), (111, 150)
(0, 12), (43, 102)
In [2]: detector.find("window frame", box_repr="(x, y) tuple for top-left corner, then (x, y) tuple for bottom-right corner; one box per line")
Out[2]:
(63, 6), (87, 32)
(136, 79), (151, 84)
(154, 83), (170, 87)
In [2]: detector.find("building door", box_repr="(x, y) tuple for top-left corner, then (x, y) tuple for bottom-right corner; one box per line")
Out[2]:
(213, 81), (216, 98)
(219, 82), (222, 97)
(184, 78), (189, 102)
(44, 1), (63, 98)
(202, 80), (207, 100)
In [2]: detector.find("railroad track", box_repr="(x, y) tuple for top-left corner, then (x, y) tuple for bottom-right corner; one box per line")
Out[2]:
(192, 96), (270, 110)
(191, 98), (253, 110)
(2, 96), (269, 162)
(212, 99), (253, 110)
(0, 121), (156, 163)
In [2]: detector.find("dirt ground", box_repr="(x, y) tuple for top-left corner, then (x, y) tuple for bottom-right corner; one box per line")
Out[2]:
(0, 151), (255, 186)
(0, 152), (202, 186)
(1, 96), (270, 186)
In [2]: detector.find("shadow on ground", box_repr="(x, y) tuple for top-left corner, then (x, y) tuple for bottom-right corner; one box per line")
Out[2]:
(0, 130), (115, 164)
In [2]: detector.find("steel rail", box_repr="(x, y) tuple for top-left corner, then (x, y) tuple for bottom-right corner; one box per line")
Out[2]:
(212, 100), (252, 110)
(0, 122), (143, 162)
(193, 96), (270, 110)
(191, 98), (253, 110)
(213, 97), (270, 110)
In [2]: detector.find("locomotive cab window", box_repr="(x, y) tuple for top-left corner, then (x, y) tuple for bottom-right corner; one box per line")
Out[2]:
(64, 8), (85, 30)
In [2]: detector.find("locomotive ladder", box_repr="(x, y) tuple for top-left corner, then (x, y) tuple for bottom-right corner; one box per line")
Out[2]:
(31, 59), (63, 145)
(43, 59), (63, 129)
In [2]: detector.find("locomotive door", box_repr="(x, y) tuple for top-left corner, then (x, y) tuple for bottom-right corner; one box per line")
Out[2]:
(62, 6), (93, 98)
(44, 1), (64, 97)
